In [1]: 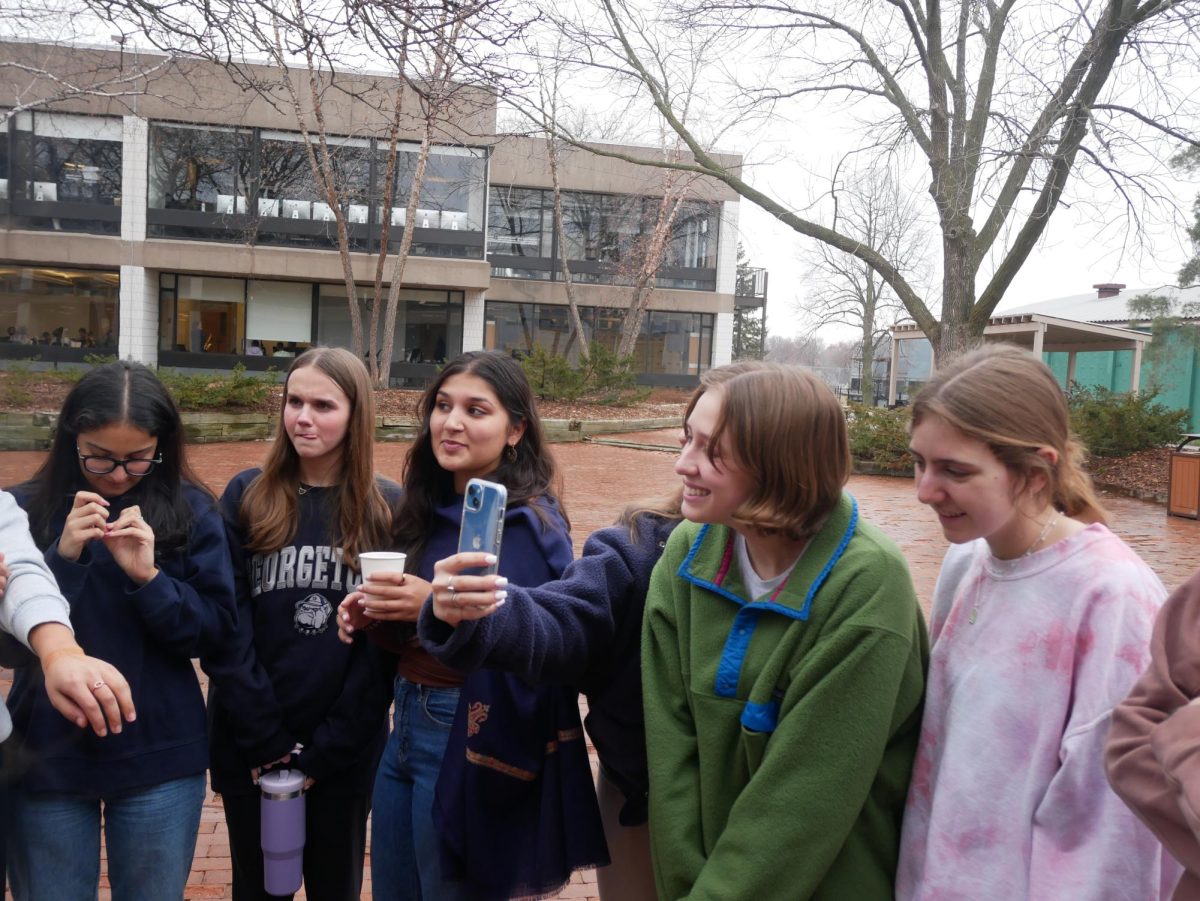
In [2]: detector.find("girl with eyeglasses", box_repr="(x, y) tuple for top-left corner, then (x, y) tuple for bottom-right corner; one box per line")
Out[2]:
(5, 361), (239, 901)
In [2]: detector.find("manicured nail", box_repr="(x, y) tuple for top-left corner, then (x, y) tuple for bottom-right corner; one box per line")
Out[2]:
(485, 555), (498, 564)
(494, 576), (508, 588)
(494, 599), (506, 608)
(494, 591), (508, 601)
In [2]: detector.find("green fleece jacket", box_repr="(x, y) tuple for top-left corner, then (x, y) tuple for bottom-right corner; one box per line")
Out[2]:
(642, 494), (928, 900)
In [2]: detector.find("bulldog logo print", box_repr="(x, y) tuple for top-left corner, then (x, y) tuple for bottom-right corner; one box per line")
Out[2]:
(294, 593), (333, 635)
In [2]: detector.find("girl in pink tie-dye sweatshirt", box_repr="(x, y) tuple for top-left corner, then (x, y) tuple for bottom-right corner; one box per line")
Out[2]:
(896, 345), (1180, 900)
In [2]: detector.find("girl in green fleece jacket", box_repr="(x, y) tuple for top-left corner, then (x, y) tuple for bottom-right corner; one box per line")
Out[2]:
(642, 363), (928, 900)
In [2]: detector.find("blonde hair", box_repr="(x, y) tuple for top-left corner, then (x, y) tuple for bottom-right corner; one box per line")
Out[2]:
(910, 343), (1107, 524)
(688, 362), (850, 538)
(242, 346), (394, 564)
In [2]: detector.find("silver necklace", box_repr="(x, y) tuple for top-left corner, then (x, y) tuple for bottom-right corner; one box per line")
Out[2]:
(969, 512), (1061, 624)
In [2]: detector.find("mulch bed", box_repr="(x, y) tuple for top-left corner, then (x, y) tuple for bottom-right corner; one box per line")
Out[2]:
(0, 370), (690, 422)
(0, 372), (1173, 503)
(1088, 447), (1170, 503)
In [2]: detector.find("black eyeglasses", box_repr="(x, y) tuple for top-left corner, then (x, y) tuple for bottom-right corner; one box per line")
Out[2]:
(76, 449), (163, 476)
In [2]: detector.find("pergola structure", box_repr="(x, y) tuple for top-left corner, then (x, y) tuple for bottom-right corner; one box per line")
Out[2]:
(888, 313), (1154, 406)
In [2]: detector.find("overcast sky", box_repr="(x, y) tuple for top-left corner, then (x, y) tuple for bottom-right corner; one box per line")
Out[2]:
(731, 138), (1196, 343)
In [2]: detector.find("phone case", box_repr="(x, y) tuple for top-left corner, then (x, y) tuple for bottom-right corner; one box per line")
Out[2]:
(458, 478), (507, 575)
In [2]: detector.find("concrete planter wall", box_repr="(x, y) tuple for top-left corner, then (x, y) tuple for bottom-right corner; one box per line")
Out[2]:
(0, 412), (683, 450)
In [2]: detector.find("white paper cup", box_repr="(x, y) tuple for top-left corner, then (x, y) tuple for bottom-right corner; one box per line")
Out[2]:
(358, 552), (407, 579)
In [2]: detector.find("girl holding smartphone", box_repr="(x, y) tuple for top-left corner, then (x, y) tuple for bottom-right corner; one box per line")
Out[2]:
(414, 362), (766, 901)
(207, 347), (398, 901)
(897, 344), (1177, 898)
(641, 363), (927, 899)
(6, 361), (238, 901)
(337, 350), (600, 900)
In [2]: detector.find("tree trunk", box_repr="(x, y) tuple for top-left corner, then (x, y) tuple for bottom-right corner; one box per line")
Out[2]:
(547, 139), (589, 362)
(377, 123), (432, 388)
(937, 238), (980, 363)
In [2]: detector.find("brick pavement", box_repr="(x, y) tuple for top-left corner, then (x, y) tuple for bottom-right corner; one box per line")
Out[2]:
(2, 437), (1199, 900)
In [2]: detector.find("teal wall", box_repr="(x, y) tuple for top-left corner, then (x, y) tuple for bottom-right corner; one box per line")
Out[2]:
(1044, 330), (1200, 430)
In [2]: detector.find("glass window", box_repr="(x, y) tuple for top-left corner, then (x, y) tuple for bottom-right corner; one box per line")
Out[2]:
(488, 187), (549, 257)
(149, 123), (251, 213)
(666, 200), (718, 269)
(590, 307), (625, 355)
(645, 311), (698, 375)
(0, 115), (9, 200)
(317, 284), (463, 371)
(394, 144), (486, 231)
(486, 301), (548, 358)
(170, 275), (245, 354)
(17, 112), (122, 206)
(247, 280), (312, 356)
(0, 266), (118, 349)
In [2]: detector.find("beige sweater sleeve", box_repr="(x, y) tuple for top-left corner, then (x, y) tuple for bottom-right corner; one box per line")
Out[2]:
(1107, 567), (1200, 889)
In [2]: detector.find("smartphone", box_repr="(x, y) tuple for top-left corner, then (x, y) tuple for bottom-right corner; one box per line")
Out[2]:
(457, 478), (507, 576)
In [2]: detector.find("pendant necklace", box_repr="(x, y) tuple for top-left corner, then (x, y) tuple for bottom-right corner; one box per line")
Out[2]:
(969, 512), (1061, 624)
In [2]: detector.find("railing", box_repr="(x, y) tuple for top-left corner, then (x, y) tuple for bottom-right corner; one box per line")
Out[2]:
(735, 266), (768, 307)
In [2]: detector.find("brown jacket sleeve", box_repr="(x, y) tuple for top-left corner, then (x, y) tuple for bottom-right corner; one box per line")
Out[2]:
(1107, 567), (1200, 895)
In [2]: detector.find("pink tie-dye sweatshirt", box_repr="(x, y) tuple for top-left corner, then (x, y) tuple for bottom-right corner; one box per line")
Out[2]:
(897, 523), (1181, 900)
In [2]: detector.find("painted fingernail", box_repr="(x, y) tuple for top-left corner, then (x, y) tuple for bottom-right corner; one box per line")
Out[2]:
(494, 591), (508, 601)
(494, 577), (508, 588)
(494, 599), (506, 608)
(485, 555), (498, 564)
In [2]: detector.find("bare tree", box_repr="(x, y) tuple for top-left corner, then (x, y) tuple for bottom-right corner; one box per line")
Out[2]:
(534, 0), (1200, 361)
(612, 167), (693, 357)
(536, 54), (591, 361)
(800, 164), (930, 387)
(95, 0), (525, 383)
(0, 3), (188, 127)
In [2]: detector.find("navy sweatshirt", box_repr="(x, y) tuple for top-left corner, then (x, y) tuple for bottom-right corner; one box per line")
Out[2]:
(8, 482), (238, 795)
(205, 470), (399, 796)
(419, 515), (678, 825)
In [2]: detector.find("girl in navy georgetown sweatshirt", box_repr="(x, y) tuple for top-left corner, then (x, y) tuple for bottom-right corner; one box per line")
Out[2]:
(7, 361), (238, 901)
(337, 351), (605, 901)
(206, 348), (398, 901)
(412, 362), (764, 901)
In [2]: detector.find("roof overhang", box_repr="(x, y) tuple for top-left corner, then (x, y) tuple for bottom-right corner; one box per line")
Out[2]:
(886, 313), (1152, 404)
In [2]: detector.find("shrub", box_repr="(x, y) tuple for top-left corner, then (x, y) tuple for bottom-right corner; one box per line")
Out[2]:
(520, 343), (650, 406)
(157, 364), (275, 410)
(845, 403), (913, 472)
(0, 364), (35, 407)
(1067, 385), (1189, 457)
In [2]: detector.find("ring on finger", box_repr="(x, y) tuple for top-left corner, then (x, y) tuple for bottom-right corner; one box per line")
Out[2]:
(91, 680), (105, 692)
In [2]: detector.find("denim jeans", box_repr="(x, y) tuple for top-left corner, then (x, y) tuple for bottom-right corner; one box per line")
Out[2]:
(370, 678), (473, 901)
(8, 773), (206, 901)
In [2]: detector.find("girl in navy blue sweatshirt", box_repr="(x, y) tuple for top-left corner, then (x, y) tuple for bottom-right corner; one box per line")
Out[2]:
(7, 361), (238, 901)
(206, 347), (398, 901)
(413, 362), (763, 901)
(337, 350), (604, 901)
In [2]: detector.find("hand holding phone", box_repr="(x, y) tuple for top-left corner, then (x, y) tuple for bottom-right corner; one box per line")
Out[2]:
(458, 478), (507, 575)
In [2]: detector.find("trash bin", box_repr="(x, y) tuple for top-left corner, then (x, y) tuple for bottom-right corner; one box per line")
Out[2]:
(1168, 434), (1200, 519)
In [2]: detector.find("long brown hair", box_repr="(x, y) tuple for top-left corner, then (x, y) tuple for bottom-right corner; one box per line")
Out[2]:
(241, 346), (393, 564)
(618, 362), (773, 542)
(392, 351), (565, 571)
(910, 343), (1107, 524)
(697, 363), (850, 538)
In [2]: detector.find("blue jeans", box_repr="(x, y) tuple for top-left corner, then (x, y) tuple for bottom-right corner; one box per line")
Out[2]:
(371, 679), (472, 901)
(8, 773), (206, 901)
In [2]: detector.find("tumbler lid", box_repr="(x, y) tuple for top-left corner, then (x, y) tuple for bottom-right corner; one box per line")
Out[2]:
(260, 768), (305, 799)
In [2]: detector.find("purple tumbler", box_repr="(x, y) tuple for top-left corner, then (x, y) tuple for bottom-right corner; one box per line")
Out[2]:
(260, 768), (306, 896)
